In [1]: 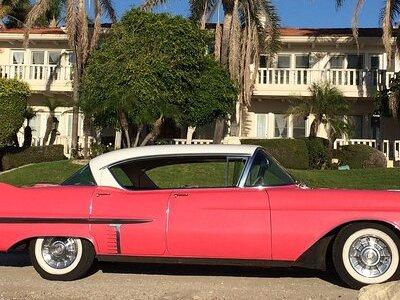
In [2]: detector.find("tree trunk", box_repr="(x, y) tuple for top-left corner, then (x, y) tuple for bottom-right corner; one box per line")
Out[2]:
(71, 62), (81, 157)
(220, 11), (233, 67)
(23, 126), (32, 148)
(140, 116), (163, 146)
(186, 126), (196, 144)
(133, 124), (143, 147)
(214, 24), (222, 61)
(309, 117), (322, 138)
(213, 118), (225, 144)
(118, 110), (131, 148)
(42, 116), (52, 146)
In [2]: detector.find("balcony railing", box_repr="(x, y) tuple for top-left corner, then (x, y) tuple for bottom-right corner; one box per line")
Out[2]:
(0, 64), (73, 91)
(256, 68), (395, 97)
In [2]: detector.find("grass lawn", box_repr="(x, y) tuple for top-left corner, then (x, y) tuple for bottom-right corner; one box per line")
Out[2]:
(0, 160), (82, 187)
(0, 160), (399, 190)
(290, 168), (400, 190)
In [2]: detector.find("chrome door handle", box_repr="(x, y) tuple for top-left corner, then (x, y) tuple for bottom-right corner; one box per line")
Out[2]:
(174, 193), (189, 197)
(96, 192), (111, 197)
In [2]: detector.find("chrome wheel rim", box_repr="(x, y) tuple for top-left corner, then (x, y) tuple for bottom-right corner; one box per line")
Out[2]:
(41, 237), (79, 269)
(349, 235), (392, 278)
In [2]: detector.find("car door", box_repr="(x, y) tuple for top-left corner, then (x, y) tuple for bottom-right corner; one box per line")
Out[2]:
(167, 186), (271, 259)
(158, 156), (271, 259)
(89, 158), (171, 256)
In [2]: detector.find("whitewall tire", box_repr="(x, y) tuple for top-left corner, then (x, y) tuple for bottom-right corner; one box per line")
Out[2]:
(333, 223), (400, 289)
(30, 237), (94, 281)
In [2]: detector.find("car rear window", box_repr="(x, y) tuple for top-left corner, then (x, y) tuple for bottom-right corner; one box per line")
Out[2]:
(62, 164), (97, 186)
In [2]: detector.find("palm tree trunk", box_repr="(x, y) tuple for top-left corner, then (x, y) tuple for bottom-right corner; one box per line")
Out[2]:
(214, 23), (222, 61)
(71, 62), (81, 157)
(220, 10), (233, 67)
(309, 117), (322, 137)
(43, 115), (53, 146)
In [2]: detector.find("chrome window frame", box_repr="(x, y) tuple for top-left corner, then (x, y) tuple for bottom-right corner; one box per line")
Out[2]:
(105, 153), (251, 191)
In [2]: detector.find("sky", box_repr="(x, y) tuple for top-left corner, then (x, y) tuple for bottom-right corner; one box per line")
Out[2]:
(113, 0), (384, 28)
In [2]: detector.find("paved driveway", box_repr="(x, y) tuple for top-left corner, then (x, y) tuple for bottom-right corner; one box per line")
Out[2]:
(0, 252), (357, 299)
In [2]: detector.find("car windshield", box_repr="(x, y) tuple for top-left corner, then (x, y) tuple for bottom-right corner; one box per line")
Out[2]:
(245, 149), (295, 187)
(62, 164), (97, 186)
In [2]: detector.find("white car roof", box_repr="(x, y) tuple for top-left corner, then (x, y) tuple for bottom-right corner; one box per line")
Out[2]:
(89, 145), (259, 188)
(90, 144), (258, 170)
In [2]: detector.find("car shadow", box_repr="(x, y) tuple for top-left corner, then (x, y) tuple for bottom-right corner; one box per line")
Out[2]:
(95, 261), (348, 288)
(0, 252), (348, 288)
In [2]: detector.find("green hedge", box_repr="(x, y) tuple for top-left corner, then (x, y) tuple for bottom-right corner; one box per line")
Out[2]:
(2, 145), (67, 171)
(335, 144), (387, 169)
(304, 137), (331, 169)
(241, 138), (309, 169)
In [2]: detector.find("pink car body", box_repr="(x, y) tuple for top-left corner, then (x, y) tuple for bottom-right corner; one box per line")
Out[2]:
(0, 144), (399, 273)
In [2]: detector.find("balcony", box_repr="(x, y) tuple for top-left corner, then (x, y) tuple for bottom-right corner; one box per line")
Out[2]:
(255, 68), (395, 97)
(0, 64), (73, 92)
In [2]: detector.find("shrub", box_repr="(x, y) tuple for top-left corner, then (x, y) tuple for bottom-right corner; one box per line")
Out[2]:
(336, 144), (387, 169)
(2, 145), (66, 171)
(0, 79), (31, 144)
(241, 138), (309, 169)
(304, 137), (331, 169)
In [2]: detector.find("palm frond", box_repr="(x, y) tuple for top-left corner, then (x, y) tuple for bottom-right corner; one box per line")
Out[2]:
(99, 0), (116, 22)
(351, 0), (365, 45)
(24, 0), (51, 47)
(90, 0), (102, 52)
(141, 0), (169, 12)
(382, 0), (394, 61)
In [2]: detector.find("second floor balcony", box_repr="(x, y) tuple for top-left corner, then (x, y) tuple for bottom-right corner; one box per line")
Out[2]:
(254, 68), (395, 98)
(0, 64), (73, 92)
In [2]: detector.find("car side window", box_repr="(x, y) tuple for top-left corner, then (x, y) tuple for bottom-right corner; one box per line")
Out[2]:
(109, 156), (247, 190)
(245, 150), (295, 187)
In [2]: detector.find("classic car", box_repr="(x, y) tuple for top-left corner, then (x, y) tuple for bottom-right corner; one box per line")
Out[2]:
(0, 144), (399, 289)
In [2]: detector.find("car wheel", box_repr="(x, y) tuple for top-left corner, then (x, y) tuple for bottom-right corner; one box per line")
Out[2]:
(29, 237), (94, 281)
(332, 222), (400, 289)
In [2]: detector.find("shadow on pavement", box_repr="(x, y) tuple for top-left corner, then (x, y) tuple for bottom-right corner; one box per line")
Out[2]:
(0, 251), (347, 288)
(96, 261), (347, 288)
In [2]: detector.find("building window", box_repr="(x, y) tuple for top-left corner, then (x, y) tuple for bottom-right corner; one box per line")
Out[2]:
(31, 51), (45, 65)
(274, 114), (288, 138)
(260, 55), (267, 68)
(370, 56), (379, 69)
(293, 117), (307, 138)
(295, 54), (310, 69)
(347, 54), (364, 69)
(48, 51), (61, 65)
(256, 114), (268, 138)
(277, 55), (290, 69)
(330, 55), (345, 69)
(12, 51), (24, 64)
(348, 115), (363, 139)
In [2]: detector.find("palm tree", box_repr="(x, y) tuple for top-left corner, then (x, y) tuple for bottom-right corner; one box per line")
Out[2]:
(142, 0), (280, 143)
(41, 97), (62, 146)
(0, 0), (31, 28)
(287, 81), (351, 146)
(22, 106), (36, 148)
(24, 0), (117, 156)
(335, 0), (400, 117)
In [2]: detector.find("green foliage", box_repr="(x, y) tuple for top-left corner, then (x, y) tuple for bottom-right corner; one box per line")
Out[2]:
(288, 81), (351, 142)
(2, 145), (66, 171)
(0, 78), (30, 144)
(304, 137), (331, 169)
(335, 144), (387, 169)
(80, 9), (236, 134)
(241, 139), (309, 170)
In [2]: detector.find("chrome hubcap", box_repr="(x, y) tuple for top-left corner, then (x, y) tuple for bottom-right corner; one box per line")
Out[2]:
(349, 235), (392, 278)
(41, 238), (78, 269)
